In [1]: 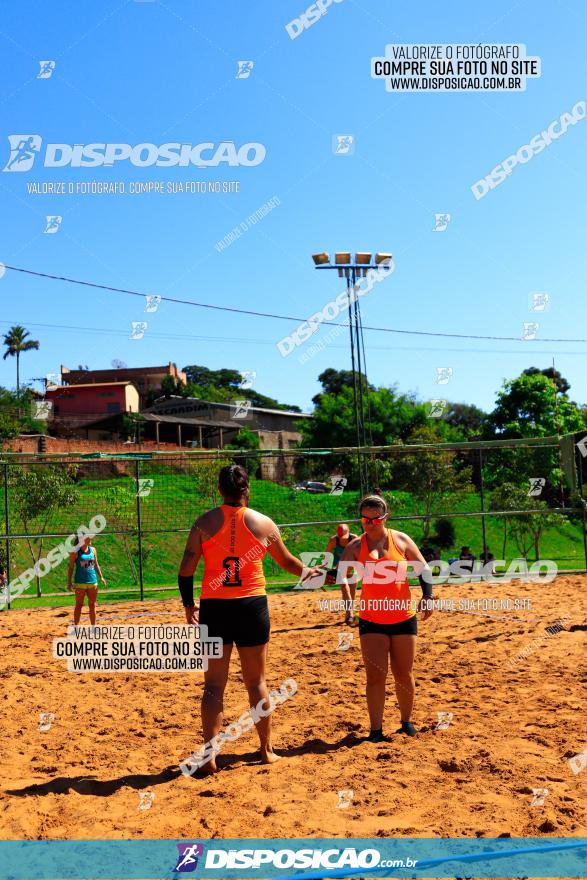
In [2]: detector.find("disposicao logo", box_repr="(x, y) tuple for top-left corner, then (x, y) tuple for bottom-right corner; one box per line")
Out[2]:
(173, 843), (205, 873)
(3, 137), (266, 171)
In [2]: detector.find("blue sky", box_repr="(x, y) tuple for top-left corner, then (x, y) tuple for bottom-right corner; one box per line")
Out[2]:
(0, 0), (585, 413)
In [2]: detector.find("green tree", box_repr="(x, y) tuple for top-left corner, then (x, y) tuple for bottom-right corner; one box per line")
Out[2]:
(103, 484), (139, 584)
(181, 364), (300, 411)
(9, 464), (78, 596)
(2, 325), (40, 397)
(445, 402), (487, 439)
(523, 366), (571, 395)
(484, 371), (584, 492)
(0, 387), (44, 444)
(161, 375), (184, 398)
(390, 427), (473, 540)
(302, 382), (429, 449)
(490, 482), (564, 560)
(225, 427), (261, 477)
(311, 368), (373, 403)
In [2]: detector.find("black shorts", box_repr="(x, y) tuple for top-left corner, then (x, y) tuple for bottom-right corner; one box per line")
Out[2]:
(358, 615), (418, 637)
(198, 596), (270, 647)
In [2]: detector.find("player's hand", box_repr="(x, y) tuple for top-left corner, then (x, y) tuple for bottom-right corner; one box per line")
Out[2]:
(418, 596), (434, 621)
(300, 565), (327, 590)
(100, 578), (106, 586)
(184, 604), (198, 624)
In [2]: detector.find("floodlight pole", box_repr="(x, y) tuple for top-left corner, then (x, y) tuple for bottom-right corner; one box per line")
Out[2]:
(313, 259), (382, 497)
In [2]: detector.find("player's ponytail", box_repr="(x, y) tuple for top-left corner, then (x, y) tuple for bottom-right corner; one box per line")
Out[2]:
(218, 464), (249, 500)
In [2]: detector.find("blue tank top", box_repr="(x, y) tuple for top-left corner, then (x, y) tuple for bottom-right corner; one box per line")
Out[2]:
(74, 546), (98, 585)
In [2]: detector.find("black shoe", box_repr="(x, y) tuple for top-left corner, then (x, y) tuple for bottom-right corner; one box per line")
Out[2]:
(367, 728), (386, 743)
(400, 721), (417, 737)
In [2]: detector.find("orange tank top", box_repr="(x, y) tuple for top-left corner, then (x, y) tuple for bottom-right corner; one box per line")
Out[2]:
(200, 505), (266, 599)
(358, 529), (416, 624)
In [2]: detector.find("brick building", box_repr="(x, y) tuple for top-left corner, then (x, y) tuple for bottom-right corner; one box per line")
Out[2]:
(60, 362), (186, 407)
(45, 382), (140, 439)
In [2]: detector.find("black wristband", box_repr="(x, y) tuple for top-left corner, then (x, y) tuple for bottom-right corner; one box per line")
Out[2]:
(418, 572), (433, 599)
(178, 573), (194, 607)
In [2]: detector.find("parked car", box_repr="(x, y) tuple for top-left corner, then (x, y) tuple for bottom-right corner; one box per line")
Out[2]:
(294, 480), (328, 494)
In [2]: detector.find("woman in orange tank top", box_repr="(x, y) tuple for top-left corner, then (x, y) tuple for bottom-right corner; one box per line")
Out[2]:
(178, 464), (322, 776)
(340, 494), (434, 740)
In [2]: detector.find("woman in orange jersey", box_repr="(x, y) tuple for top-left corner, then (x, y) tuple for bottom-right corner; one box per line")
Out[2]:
(178, 464), (322, 775)
(339, 494), (434, 741)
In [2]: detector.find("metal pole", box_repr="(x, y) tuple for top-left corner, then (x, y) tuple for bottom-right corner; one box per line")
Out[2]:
(3, 463), (11, 610)
(551, 360), (565, 508)
(352, 268), (368, 495)
(135, 459), (145, 602)
(479, 448), (488, 564)
(347, 273), (364, 496)
(577, 448), (587, 571)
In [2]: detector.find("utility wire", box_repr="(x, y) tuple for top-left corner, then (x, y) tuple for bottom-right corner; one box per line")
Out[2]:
(3, 263), (587, 344)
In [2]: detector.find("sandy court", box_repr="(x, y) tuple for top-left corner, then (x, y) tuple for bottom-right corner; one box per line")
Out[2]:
(0, 576), (586, 843)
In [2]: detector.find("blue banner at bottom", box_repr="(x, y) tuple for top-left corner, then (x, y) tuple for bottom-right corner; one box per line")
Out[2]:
(1, 838), (586, 879)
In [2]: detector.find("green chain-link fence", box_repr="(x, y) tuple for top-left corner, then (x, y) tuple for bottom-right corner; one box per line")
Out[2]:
(1, 432), (586, 608)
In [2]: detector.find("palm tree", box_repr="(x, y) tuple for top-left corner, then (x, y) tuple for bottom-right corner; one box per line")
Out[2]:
(2, 325), (40, 395)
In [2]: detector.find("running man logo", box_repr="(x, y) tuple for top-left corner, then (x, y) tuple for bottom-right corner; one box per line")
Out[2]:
(336, 788), (354, 809)
(130, 321), (148, 340)
(294, 551), (332, 590)
(527, 477), (546, 497)
(435, 367), (453, 385)
(138, 791), (155, 811)
(330, 475), (347, 496)
(38, 712), (55, 732)
(44, 215), (62, 234)
(236, 61), (254, 79)
(432, 213), (451, 232)
(174, 843), (205, 873)
(232, 399), (252, 419)
(529, 291), (550, 312)
(137, 479), (154, 498)
(522, 321), (539, 340)
(336, 632), (354, 652)
(568, 748), (587, 775)
(530, 787), (549, 806)
(435, 711), (453, 731)
(428, 399), (447, 418)
(32, 400), (53, 421)
(239, 370), (256, 390)
(37, 60), (56, 79)
(3, 135), (42, 172)
(333, 134), (354, 155)
(144, 294), (161, 313)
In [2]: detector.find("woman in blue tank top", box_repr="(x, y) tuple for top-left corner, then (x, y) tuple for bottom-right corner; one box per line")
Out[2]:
(67, 536), (106, 625)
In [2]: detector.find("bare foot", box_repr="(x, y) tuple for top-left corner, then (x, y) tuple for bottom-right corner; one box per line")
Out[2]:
(260, 749), (281, 766)
(195, 760), (219, 777)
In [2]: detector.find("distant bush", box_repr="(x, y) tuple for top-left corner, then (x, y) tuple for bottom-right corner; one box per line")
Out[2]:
(432, 518), (455, 549)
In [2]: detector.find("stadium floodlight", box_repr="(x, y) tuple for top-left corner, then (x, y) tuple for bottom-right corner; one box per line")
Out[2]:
(311, 248), (391, 496)
(355, 252), (372, 277)
(335, 252), (352, 277)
